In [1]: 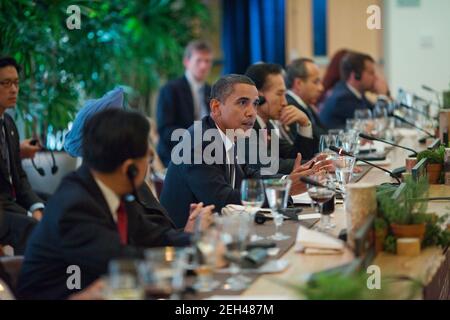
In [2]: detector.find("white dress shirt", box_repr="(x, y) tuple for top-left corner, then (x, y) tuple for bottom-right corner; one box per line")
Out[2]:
(215, 123), (236, 188)
(185, 71), (208, 120)
(94, 176), (120, 223)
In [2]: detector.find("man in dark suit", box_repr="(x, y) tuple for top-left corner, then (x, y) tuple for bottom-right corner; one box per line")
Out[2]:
(285, 58), (328, 155)
(0, 57), (44, 254)
(244, 63), (317, 167)
(156, 40), (213, 167)
(319, 52), (389, 129)
(17, 109), (213, 300)
(160, 75), (325, 228)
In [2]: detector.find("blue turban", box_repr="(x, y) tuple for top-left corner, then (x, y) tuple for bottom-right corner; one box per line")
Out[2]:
(64, 87), (124, 157)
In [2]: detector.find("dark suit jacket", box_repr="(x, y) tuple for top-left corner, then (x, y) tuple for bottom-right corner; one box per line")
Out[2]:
(286, 93), (327, 155)
(156, 76), (211, 167)
(1, 113), (42, 214)
(319, 81), (374, 130)
(160, 116), (260, 229)
(249, 120), (295, 175)
(17, 165), (190, 300)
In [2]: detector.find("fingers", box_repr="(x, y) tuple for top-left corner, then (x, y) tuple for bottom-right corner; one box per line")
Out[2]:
(293, 153), (302, 170)
(188, 202), (203, 219)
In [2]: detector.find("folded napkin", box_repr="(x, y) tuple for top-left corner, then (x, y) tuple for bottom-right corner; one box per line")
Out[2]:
(295, 226), (345, 255)
(221, 204), (264, 216)
(292, 192), (313, 205)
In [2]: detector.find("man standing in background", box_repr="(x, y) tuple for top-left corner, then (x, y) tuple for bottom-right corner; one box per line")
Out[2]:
(156, 40), (214, 167)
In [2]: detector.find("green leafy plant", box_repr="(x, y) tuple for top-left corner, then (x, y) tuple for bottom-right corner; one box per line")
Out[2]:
(384, 235), (397, 253)
(417, 145), (445, 165)
(376, 177), (450, 250)
(0, 0), (210, 146)
(285, 271), (422, 300)
(378, 176), (429, 225)
(422, 213), (450, 248)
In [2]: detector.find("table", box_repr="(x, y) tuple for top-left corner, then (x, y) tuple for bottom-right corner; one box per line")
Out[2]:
(239, 133), (449, 299)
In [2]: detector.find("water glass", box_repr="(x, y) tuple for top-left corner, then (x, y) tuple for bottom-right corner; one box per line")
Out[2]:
(264, 179), (292, 241)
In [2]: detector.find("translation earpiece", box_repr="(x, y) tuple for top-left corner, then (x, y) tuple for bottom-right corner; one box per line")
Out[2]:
(126, 164), (138, 180)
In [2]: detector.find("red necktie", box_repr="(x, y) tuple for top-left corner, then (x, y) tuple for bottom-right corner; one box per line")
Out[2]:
(116, 201), (128, 245)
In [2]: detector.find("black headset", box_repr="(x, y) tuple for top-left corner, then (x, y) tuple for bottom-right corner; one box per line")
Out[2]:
(125, 163), (147, 207)
(354, 71), (362, 81)
(258, 96), (266, 106)
(30, 139), (58, 177)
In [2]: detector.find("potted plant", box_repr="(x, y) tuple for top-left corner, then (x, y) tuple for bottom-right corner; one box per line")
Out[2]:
(377, 176), (450, 252)
(378, 176), (429, 242)
(417, 146), (445, 184)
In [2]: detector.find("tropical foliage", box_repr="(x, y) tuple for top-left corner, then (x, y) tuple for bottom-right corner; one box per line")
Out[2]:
(0, 0), (210, 147)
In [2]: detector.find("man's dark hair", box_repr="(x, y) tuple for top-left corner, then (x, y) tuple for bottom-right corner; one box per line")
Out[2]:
(0, 56), (21, 72)
(82, 108), (149, 173)
(184, 40), (213, 59)
(285, 58), (315, 89)
(244, 63), (284, 90)
(210, 74), (255, 103)
(340, 52), (374, 81)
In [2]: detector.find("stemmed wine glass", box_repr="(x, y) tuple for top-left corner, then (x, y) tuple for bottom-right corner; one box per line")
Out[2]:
(306, 174), (336, 231)
(263, 179), (292, 241)
(330, 155), (356, 194)
(241, 178), (265, 242)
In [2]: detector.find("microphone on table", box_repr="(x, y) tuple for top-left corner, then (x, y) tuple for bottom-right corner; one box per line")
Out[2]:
(392, 114), (436, 138)
(329, 146), (402, 185)
(358, 133), (418, 157)
(397, 102), (431, 119)
(299, 176), (345, 195)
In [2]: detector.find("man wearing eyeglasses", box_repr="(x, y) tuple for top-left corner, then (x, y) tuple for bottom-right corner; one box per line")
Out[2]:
(0, 56), (44, 255)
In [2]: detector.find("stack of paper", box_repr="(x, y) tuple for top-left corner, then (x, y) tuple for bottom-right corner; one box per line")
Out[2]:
(295, 226), (345, 255)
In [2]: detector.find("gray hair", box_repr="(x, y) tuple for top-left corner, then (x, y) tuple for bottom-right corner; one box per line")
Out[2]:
(285, 58), (314, 89)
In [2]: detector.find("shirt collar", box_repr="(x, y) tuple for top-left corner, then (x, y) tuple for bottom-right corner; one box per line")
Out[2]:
(214, 122), (234, 153)
(185, 71), (204, 90)
(255, 115), (267, 129)
(287, 90), (309, 110)
(93, 176), (120, 221)
(346, 83), (363, 100)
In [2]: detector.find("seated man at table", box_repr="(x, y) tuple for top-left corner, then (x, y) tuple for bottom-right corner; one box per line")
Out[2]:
(160, 74), (327, 228)
(245, 63), (317, 164)
(285, 58), (328, 155)
(319, 52), (389, 129)
(63, 86), (206, 232)
(17, 108), (213, 300)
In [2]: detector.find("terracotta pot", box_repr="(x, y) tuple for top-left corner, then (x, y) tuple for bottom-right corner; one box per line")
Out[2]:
(426, 163), (442, 184)
(390, 223), (426, 241)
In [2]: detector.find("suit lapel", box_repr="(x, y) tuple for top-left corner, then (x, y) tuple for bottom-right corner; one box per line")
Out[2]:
(2, 116), (15, 186)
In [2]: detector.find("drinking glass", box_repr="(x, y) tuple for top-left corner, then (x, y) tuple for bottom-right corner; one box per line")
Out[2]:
(216, 214), (251, 291)
(354, 109), (372, 120)
(140, 247), (188, 299)
(105, 258), (144, 300)
(192, 228), (221, 292)
(330, 155), (356, 194)
(264, 179), (292, 241)
(306, 174), (336, 231)
(241, 178), (265, 242)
